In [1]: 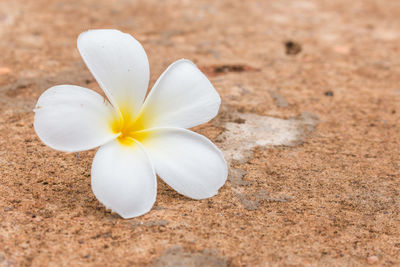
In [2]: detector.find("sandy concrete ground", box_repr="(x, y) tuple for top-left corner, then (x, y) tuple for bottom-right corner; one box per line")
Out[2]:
(0, 0), (399, 266)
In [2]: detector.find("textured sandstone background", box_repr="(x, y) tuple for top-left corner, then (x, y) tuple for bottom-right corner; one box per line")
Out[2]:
(0, 0), (399, 266)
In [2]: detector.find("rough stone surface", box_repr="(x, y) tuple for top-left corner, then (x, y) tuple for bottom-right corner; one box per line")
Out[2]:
(152, 246), (227, 267)
(0, 0), (399, 266)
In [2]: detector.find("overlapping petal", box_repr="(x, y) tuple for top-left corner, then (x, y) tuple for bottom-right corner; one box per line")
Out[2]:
(136, 127), (227, 199)
(91, 139), (157, 219)
(138, 59), (221, 129)
(34, 85), (119, 152)
(78, 29), (150, 118)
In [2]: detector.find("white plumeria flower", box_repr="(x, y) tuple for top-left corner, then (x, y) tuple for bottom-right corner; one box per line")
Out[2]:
(34, 29), (227, 219)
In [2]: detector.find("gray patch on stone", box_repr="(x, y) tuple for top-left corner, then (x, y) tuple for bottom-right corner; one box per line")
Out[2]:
(237, 190), (292, 211)
(268, 90), (289, 108)
(237, 193), (259, 211)
(228, 167), (249, 186)
(254, 189), (270, 201)
(217, 112), (318, 164)
(152, 245), (227, 267)
(152, 206), (167, 210)
(299, 112), (319, 132)
(129, 220), (169, 228)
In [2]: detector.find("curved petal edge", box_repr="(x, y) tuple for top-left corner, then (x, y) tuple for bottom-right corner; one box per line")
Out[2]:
(136, 127), (227, 200)
(91, 140), (157, 218)
(139, 59), (221, 129)
(34, 85), (119, 152)
(78, 29), (150, 118)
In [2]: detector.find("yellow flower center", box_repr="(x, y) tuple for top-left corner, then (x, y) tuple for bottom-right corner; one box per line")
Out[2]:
(111, 106), (149, 146)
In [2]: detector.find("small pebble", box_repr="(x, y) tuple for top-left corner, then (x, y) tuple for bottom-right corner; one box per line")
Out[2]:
(367, 255), (378, 265)
(4, 206), (12, 212)
(285, 41), (302, 55)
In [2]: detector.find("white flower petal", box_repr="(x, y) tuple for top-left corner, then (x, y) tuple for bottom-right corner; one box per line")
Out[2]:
(137, 127), (227, 199)
(78, 29), (149, 117)
(139, 59), (221, 129)
(34, 85), (119, 152)
(91, 140), (157, 219)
